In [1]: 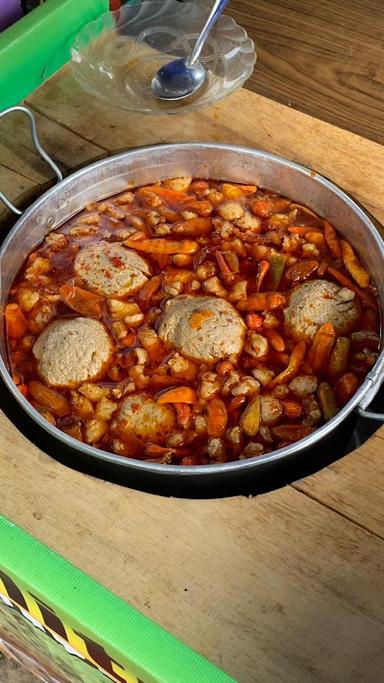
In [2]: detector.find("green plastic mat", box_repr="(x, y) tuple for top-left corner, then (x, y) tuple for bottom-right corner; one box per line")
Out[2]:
(0, 516), (235, 682)
(0, 0), (110, 110)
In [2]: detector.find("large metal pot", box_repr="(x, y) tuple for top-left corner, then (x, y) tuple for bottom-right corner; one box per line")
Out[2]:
(1, 107), (383, 496)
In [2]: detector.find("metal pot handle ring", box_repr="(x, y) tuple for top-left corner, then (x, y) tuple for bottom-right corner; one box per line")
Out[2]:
(356, 407), (384, 422)
(0, 105), (63, 216)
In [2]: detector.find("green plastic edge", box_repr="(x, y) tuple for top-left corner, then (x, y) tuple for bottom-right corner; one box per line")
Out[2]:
(0, 0), (110, 110)
(0, 516), (236, 682)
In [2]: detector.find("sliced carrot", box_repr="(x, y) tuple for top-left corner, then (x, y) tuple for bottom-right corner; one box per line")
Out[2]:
(239, 396), (260, 436)
(327, 337), (350, 378)
(269, 341), (307, 386)
(59, 285), (103, 318)
(335, 373), (360, 406)
(305, 232), (328, 255)
(207, 397), (228, 438)
(285, 260), (318, 284)
(157, 386), (197, 404)
(323, 220), (341, 259)
(183, 200), (213, 216)
(163, 268), (195, 284)
(251, 197), (291, 218)
(171, 216), (212, 237)
(120, 333), (137, 348)
(28, 381), (70, 417)
(216, 360), (234, 375)
(227, 395), (247, 413)
(288, 226), (322, 236)
(272, 424), (314, 442)
(137, 275), (162, 309)
(124, 238), (199, 255)
(245, 313), (263, 331)
(281, 400), (303, 419)
(317, 260), (328, 277)
(222, 183), (257, 199)
(340, 239), (370, 288)
(138, 185), (192, 204)
(237, 292), (286, 312)
(308, 323), (336, 373)
(265, 329), (285, 352)
(326, 266), (375, 308)
(175, 404), (192, 428)
(5, 303), (28, 338)
(256, 260), (270, 292)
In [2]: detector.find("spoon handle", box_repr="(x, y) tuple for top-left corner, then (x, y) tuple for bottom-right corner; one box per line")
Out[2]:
(188, 0), (230, 67)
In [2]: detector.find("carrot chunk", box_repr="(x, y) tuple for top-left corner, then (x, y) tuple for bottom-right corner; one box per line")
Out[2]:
(237, 292), (286, 312)
(157, 386), (197, 404)
(59, 285), (103, 318)
(308, 323), (336, 373)
(269, 342), (307, 386)
(207, 398), (228, 438)
(5, 304), (28, 338)
(340, 239), (370, 288)
(124, 238), (198, 255)
(323, 220), (341, 259)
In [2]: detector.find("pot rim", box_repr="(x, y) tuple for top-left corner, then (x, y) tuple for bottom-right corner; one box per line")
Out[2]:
(1, 142), (383, 477)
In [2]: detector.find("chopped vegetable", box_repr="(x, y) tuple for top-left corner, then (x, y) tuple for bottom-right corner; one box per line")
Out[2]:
(323, 220), (341, 258)
(335, 373), (360, 406)
(207, 398), (228, 438)
(240, 396), (261, 436)
(308, 323), (336, 373)
(327, 337), (350, 378)
(317, 382), (338, 421)
(269, 342), (307, 387)
(264, 254), (287, 290)
(157, 386), (197, 404)
(237, 292), (286, 311)
(5, 304), (28, 338)
(124, 238), (199, 254)
(340, 239), (370, 288)
(285, 260), (319, 284)
(60, 285), (103, 318)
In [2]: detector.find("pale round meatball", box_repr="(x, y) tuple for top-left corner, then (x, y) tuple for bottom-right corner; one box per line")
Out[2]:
(33, 317), (113, 387)
(115, 394), (175, 451)
(284, 280), (361, 342)
(157, 295), (246, 363)
(74, 241), (150, 297)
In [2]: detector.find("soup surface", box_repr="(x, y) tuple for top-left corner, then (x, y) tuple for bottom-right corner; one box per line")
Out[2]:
(5, 178), (380, 465)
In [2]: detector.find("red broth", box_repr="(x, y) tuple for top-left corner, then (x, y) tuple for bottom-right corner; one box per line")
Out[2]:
(5, 178), (380, 465)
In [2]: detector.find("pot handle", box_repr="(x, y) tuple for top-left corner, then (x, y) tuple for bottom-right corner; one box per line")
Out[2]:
(0, 106), (63, 216)
(357, 408), (384, 422)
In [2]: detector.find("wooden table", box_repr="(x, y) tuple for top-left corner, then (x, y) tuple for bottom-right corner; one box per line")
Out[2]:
(1, 66), (384, 682)
(227, 0), (384, 144)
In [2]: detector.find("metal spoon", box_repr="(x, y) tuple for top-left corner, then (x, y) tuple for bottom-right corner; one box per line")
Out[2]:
(151, 0), (230, 101)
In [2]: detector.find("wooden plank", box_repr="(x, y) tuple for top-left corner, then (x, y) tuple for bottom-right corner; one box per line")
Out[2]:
(293, 428), (384, 539)
(0, 410), (383, 683)
(227, 0), (384, 144)
(0, 108), (106, 226)
(0, 70), (382, 537)
(27, 69), (384, 224)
